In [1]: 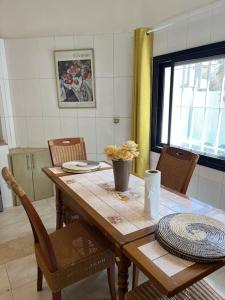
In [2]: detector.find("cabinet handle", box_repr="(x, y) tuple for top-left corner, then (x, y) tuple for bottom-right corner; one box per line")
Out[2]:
(31, 154), (35, 169)
(26, 154), (30, 170)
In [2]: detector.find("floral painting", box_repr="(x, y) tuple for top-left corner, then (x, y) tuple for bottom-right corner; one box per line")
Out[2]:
(54, 49), (96, 108)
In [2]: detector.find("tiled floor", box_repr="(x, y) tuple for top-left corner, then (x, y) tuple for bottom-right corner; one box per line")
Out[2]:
(0, 197), (225, 300)
(0, 197), (116, 300)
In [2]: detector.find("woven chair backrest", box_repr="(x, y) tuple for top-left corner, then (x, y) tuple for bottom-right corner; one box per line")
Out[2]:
(48, 137), (87, 167)
(156, 147), (199, 194)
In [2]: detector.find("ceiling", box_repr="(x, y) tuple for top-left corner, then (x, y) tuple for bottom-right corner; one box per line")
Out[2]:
(0, 0), (219, 38)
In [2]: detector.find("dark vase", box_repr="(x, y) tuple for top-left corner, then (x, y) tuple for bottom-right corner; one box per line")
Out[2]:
(112, 160), (131, 192)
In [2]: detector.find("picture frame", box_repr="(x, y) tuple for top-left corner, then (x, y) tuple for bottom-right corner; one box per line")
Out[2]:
(54, 49), (96, 108)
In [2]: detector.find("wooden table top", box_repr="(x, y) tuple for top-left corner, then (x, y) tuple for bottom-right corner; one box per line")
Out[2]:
(43, 166), (220, 247)
(123, 233), (225, 297)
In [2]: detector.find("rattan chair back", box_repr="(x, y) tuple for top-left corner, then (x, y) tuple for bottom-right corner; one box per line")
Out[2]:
(156, 147), (199, 194)
(2, 167), (57, 272)
(48, 137), (87, 167)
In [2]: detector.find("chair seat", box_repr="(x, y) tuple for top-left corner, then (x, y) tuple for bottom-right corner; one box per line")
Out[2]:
(35, 221), (115, 292)
(125, 279), (223, 300)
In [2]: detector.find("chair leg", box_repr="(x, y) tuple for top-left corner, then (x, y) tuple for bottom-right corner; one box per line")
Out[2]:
(107, 264), (117, 300)
(56, 188), (63, 229)
(37, 266), (43, 291)
(52, 291), (61, 300)
(132, 264), (139, 288)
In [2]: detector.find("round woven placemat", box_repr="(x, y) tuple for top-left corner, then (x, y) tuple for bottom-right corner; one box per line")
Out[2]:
(155, 213), (225, 263)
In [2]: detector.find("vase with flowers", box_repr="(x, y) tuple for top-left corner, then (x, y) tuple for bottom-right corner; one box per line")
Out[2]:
(104, 140), (139, 192)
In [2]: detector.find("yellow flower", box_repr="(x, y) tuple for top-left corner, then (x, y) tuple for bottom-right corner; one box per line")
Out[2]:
(104, 140), (139, 161)
(104, 145), (117, 155)
(117, 148), (133, 160)
(104, 145), (119, 160)
(122, 140), (138, 153)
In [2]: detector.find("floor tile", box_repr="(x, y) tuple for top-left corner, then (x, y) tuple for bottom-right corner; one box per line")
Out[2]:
(205, 266), (225, 299)
(32, 198), (55, 218)
(65, 270), (112, 300)
(6, 254), (36, 290)
(46, 197), (56, 206)
(0, 205), (26, 228)
(0, 235), (33, 265)
(47, 198), (57, 211)
(0, 292), (13, 300)
(12, 280), (57, 300)
(1, 196), (225, 299)
(42, 213), (56, 232)
(65, 268), (148, 300)
(0, 220), (31, 244)
(0, 201), (53, 244)
(0, 265), (10, 296)
(32, 198), (52, 209)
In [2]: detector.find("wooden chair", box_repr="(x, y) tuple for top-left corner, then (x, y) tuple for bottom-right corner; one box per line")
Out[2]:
(156, 146), (199, 194)
(48, 137), (87, 226)
(2, 167), (116, 300)
(125, 279), (223, 300)
(48, 137), (87, 167)
(132, 146), (199, 288)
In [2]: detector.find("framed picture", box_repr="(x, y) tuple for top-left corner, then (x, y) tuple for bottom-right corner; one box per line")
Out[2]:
(54, 49), (96, 108)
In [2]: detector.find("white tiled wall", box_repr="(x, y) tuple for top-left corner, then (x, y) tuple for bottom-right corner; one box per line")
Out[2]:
(153, 1), (225, 56)
(0, 40), (14, 207)
(0, 39), (16, 148)
(4, 2), (225, 210)
(152, 1), (225, 209)
(4, 33), (133, 159)
(0, 144), (13, 207)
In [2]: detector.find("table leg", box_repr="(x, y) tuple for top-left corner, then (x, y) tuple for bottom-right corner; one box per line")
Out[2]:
(132, 264), (139, 288)
(55, 187), (63, 229)
(117, 253), (131, 300)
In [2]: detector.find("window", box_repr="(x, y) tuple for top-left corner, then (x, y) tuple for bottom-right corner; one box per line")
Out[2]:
(151, 41), (225, 171)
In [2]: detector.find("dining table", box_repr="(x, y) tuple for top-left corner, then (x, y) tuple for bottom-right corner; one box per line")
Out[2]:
(43, 163), (225, 300)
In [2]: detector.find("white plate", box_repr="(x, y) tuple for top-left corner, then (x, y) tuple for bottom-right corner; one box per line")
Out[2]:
(62, 160), (100, 173)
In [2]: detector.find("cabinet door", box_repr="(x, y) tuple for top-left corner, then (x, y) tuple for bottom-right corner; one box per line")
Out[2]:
(32, 150), (53, 201)
(11, 153), (34, 205)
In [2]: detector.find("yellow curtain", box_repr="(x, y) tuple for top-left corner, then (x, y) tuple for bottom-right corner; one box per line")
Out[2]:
(131, 27), (153, 177)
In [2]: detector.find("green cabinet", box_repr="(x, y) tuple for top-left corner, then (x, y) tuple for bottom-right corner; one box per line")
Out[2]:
(10, 148), (53, 205)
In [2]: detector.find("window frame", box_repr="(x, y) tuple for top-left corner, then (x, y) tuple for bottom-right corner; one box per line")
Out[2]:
(151, 40), (225, 172)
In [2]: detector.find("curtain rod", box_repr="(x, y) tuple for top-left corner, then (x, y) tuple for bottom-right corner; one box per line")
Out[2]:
(146, 24), (171, 34)
(146, 0), (225, 35)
